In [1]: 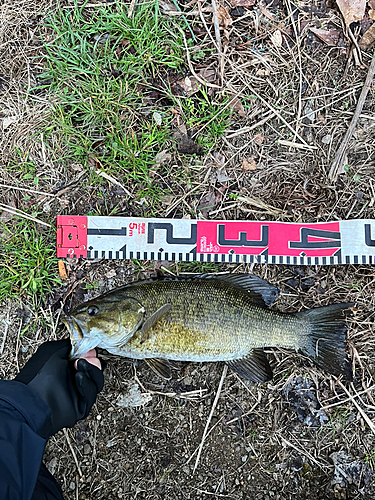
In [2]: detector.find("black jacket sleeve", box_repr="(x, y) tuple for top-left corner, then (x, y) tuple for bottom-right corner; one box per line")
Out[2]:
(0, 380), (51, 500)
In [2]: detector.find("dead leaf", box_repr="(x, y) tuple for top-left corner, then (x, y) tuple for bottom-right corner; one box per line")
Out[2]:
(58, 261), (68, 280)
(359, 24), (375, 49)
(270, 29), (283, 48)
(159, 0), (175, 13)
(369, 9), (375, 21)
(258, 3), (275, 21)
(2, 116), (18, 129)
(253, 134), (264, 145)
(370, 0), (375, 9)
(217, 6), (232, 30)
(229, 96), (246, 118)
(336, 0), (366, 27)
(154, 150), (172, 165)
(198, 191), (216, 216)
(256, 68), (270, 77)
(310, 27), (342, 46)
(216, 168), (230, 183)
(229, 0), (255, 7)
(153, 111), (162, 126)
(242, 158), (257, 171)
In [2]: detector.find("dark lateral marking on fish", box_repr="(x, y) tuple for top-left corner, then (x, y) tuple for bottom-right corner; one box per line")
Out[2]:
(147, 222), (197, 245)
(364, 224), (375, 246)
(289, 228), (341, 249)
(87, 227), (126, 236)
(217, 224), (269, 247)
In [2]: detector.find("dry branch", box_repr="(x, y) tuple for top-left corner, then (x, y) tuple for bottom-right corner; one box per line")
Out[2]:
(329, 51), (375, 180)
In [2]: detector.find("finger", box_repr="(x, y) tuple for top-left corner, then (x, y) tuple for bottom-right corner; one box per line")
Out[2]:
(76, 359), (105, 393)
(74, 349), (102, 370)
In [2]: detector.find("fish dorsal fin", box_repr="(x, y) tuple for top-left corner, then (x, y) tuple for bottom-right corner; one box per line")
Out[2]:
(140, 304), (172, 343)
(226, 349), (273, 382)
(218, 274), (279, 307)
(145, 358), (173, 379)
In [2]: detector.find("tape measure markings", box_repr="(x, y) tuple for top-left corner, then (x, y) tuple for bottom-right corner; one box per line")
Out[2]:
(56, 216), (375, 265)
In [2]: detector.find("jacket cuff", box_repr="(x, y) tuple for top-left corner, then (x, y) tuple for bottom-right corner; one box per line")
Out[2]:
(0, 380), (52, 438)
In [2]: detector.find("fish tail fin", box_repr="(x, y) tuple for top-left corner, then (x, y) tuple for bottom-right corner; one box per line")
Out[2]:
(296, 303), (354, 381)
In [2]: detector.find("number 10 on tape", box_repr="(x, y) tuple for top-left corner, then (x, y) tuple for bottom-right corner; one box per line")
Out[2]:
(56, 216), (375, 265)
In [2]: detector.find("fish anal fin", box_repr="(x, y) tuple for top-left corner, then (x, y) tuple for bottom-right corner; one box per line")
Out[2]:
(145, 358), (172, 379)
(140, 303), (172, 343)
(219, 274), (279, 307)
(226, 349), (273, 382)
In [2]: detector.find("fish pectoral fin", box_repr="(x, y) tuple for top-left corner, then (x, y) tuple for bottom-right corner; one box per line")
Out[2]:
(220, 274), (279, 307)
(145, 358), (173, 380)
(140, 304), (172, 343)
(226, 349), (273, 382)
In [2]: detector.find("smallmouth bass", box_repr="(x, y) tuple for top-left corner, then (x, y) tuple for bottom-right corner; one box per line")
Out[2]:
(62, 274), (353, 382)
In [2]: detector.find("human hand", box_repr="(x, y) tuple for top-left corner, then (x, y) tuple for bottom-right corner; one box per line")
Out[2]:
(15, 339), (105, 438)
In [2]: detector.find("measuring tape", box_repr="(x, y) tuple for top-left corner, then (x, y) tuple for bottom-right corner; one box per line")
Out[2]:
(56, 216), (375, 265)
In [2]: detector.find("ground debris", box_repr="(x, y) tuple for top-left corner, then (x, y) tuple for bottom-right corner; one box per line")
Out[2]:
(116, 382), (153, 408)
(330, 451), (374, 494)
(283, 377), (328, 427)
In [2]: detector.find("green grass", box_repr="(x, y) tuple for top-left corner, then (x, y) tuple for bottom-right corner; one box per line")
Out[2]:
(0, 219), (60, 305)
(36, 1), (230, 211)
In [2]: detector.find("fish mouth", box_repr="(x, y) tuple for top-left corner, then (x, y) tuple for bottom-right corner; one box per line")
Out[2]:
(61, 316), (84, 341)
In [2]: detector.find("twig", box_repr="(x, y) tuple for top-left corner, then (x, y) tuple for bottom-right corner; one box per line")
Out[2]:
(329, 50), (375, 180)
(280, 436), (329, 470)
(127, 0), (137, 18)
(277, 139), (317, 150)
(0, 314), (10, 356)
(63, 429), (83, 477)
(0, 183), (56, 197)
(0, 204), (52, 228)
(225, 112), (273, 139)
(98, 170), (133, 197)
(337, 380), (375, 435)
(193, 365), (228, 473)
(319, 384), (375, 411)
(211, 0), (224, 86)
(176, 25), (221, 89)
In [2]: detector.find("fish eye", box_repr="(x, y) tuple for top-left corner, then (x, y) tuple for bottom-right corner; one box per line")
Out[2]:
(87, 306), (99, 316)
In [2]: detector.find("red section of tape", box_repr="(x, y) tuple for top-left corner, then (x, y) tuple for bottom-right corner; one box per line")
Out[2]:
(56, 215), (88, 258)
(197, 221), (341, 257)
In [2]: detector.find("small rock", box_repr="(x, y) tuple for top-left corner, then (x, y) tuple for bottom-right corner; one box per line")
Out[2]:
(321, 134), (332, 144)
(69, 482), (75, 491)
(83, 444), (91, 455)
